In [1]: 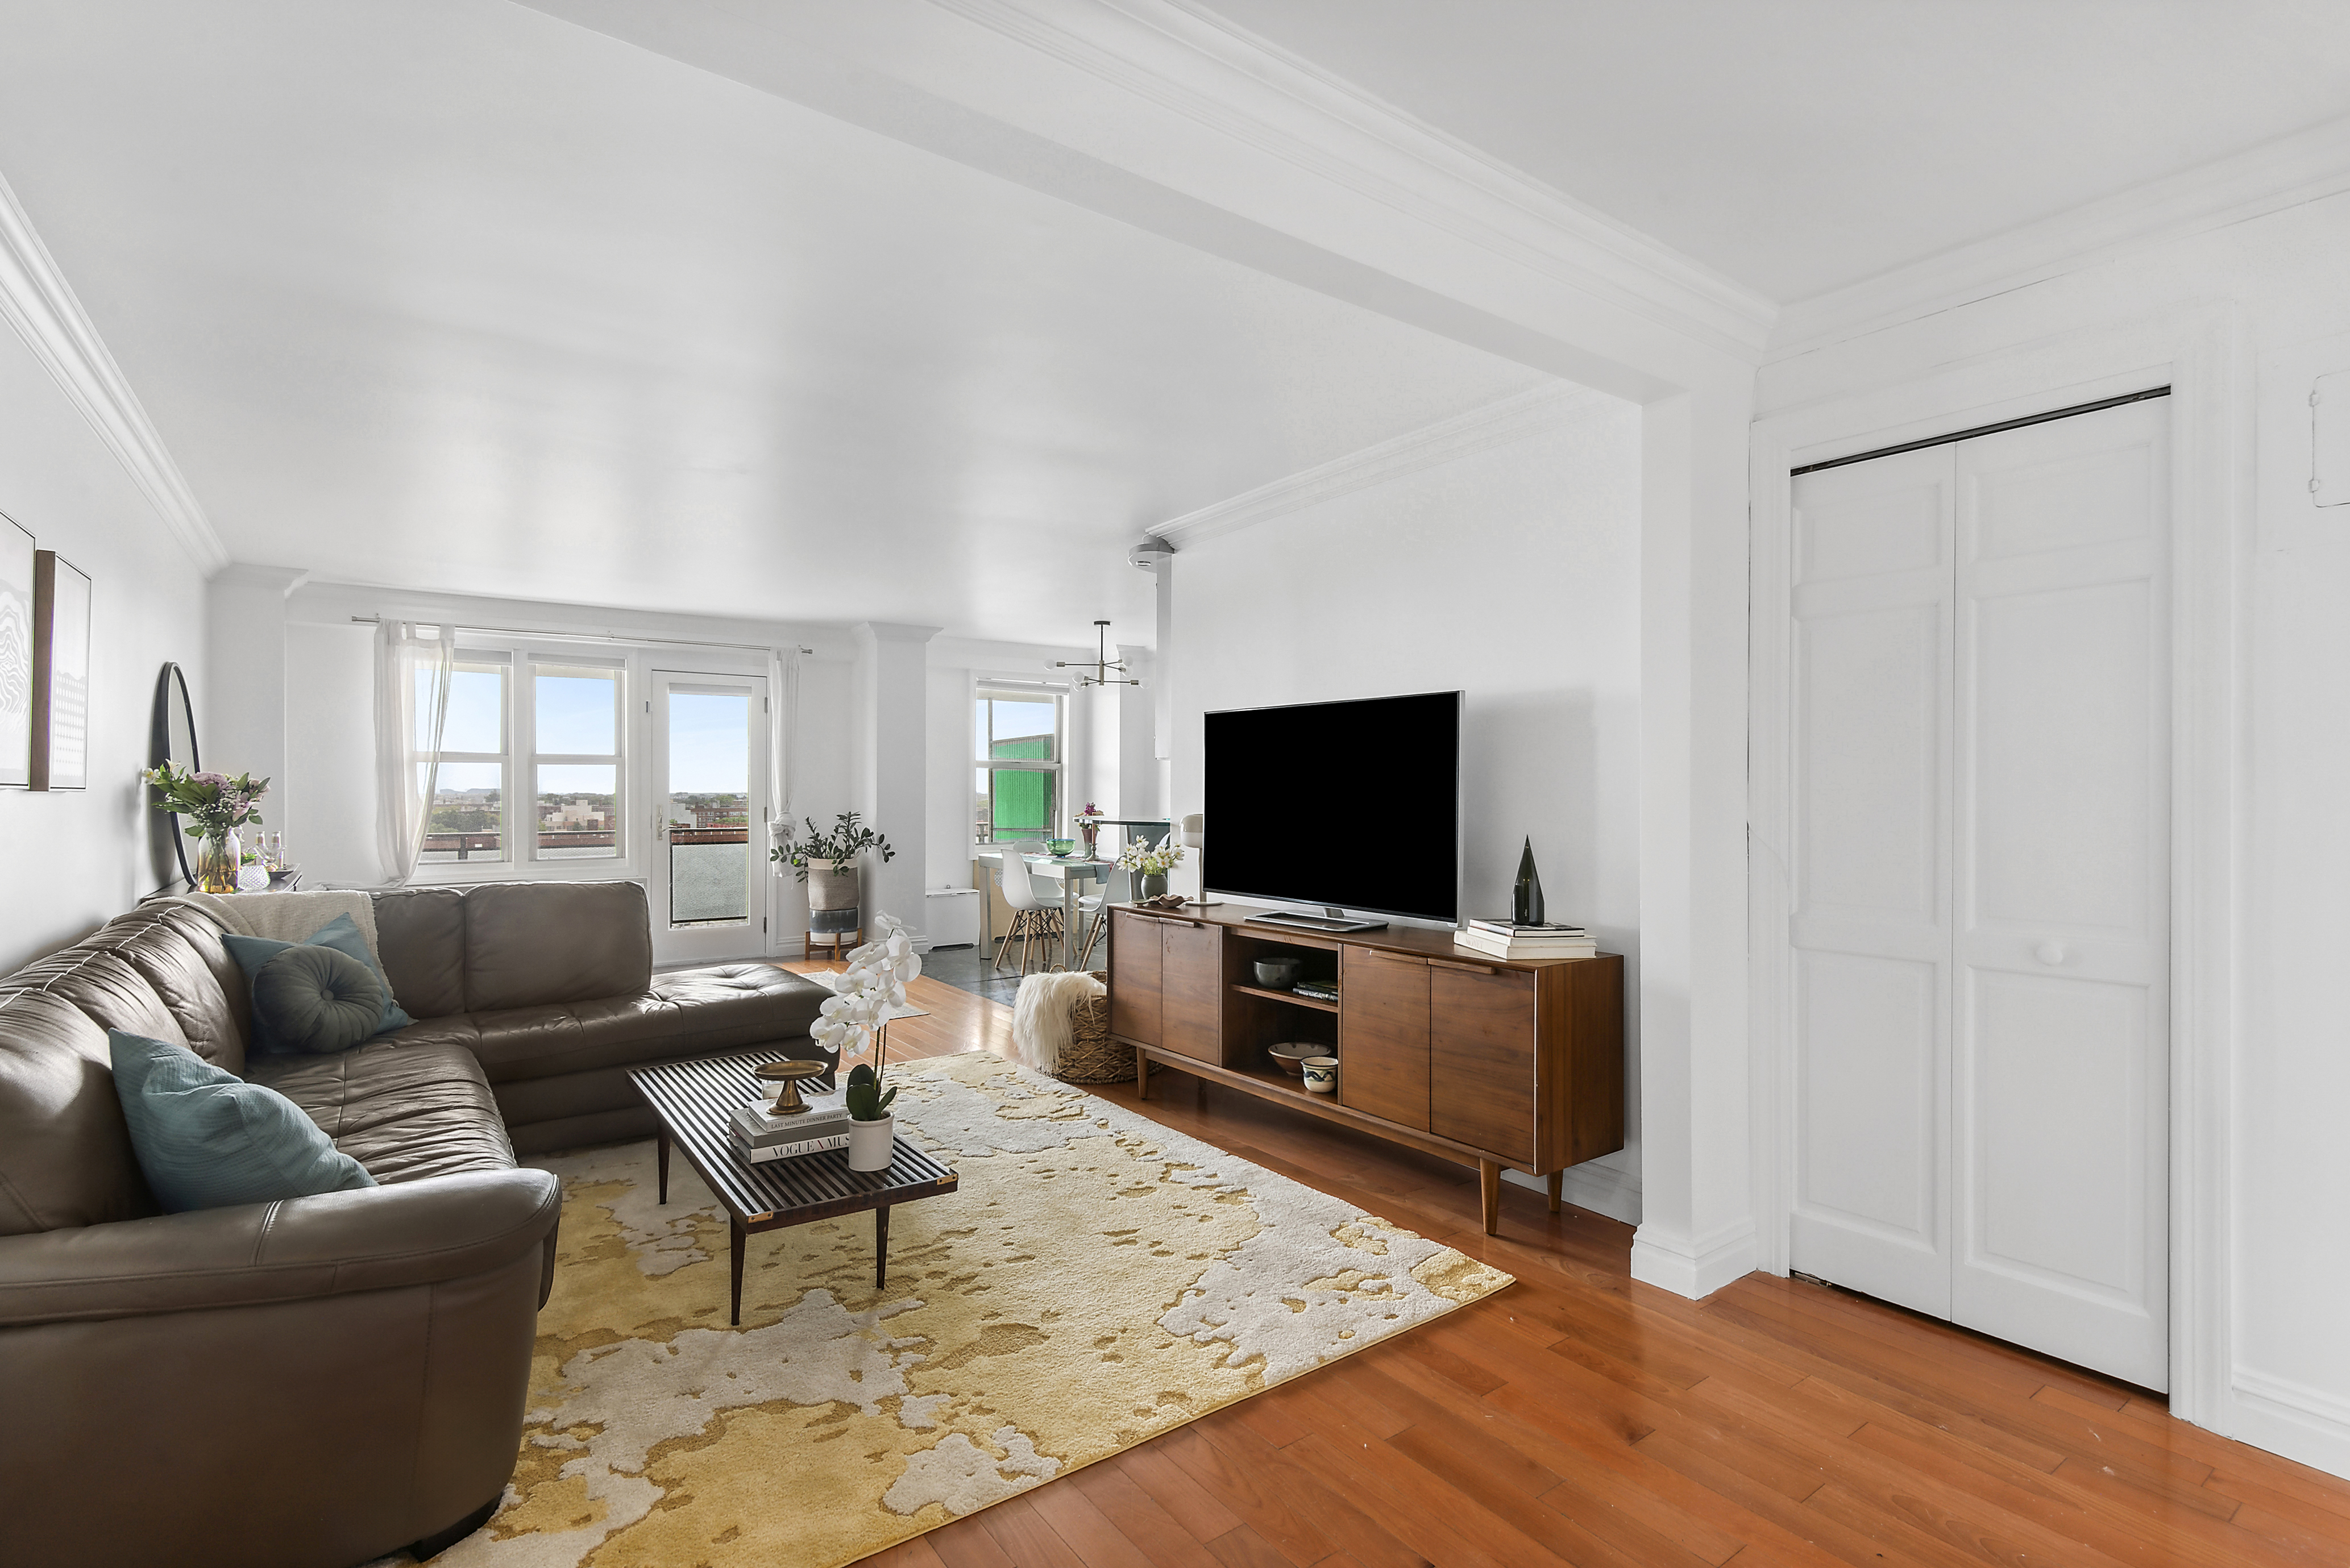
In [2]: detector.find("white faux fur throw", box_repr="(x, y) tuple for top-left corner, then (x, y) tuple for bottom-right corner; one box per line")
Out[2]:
(160, 889), (385, 967)
(1011, 969), (1107, 1075)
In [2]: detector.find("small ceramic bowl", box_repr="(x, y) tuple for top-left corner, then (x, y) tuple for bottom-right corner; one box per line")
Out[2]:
(1045, 838), (1077, 856)
(1253, 956), (1303, 988)
(1266, 1041), (1319, 1078)
(1301, 1057), (1339, 1094)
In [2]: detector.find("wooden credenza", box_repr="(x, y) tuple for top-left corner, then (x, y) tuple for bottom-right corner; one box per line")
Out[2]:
(1107, 905), (1625, 1234)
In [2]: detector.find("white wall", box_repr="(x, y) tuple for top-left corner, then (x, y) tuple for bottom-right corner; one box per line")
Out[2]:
(281, 619), (377, 886)
(0, 327), (210, 971)
(1754, 186), (2350, 1475)
(1167, 393), (1645, 1221)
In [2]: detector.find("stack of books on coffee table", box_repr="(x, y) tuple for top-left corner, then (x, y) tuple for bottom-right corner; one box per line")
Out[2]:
(729, 1089), (853, 1164)
(1455, 920), (1597, 960)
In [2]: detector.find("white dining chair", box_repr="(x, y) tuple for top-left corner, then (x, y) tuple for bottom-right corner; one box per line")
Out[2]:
(1073, 865), (1131, 971)
(992, 841), (1065, 975)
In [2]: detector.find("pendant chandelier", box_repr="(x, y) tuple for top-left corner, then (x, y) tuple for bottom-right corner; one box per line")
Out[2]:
(1055, 620), (1139, 687)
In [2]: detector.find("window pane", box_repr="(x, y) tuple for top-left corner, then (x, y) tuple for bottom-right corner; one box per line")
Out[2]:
(436, 664), (505, 754)
(537, 667), (617, 755)
(981, 695), (1056, 763)
(988, 768), (1056, 842)
(421, 760), (504, 863)
(538, 763), (619, 860)
(666, 692), (751, 926)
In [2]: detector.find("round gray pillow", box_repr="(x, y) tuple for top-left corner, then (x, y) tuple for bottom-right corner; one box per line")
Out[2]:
(250, 944), (386, 1055)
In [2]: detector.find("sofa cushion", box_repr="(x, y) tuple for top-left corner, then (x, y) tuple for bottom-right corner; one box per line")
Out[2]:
(223, 914), (412, 1053)
(389, 963), (831, 1087)
(371, 886), (466, 1021)
(110, 1031), (376, 1212)
(462, 882), (653, 1013)
(0, 990), (155, 1234)
(247, 1039), (514, 1184)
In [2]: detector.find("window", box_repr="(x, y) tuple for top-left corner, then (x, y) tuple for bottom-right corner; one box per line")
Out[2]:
(421, 653), (510, 863)
(534, 662), (624, 860)
(975, 688), (1062, 843)
(417, 647), (628, 872)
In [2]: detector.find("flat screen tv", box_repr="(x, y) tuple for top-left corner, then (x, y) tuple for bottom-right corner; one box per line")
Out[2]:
(1203, 690), (1461, 925)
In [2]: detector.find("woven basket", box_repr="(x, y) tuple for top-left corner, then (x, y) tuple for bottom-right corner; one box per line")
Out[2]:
(1052, 970), (1132, 1084)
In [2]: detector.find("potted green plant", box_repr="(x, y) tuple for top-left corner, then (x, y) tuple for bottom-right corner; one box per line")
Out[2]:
(1115, 834), (1186, 901)
(773, 810), (896, 920)
(143, 763), (270, 895)
(810, 913), (920, 1170)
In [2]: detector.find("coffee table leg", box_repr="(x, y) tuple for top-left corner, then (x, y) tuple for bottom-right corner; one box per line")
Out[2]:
(730, 1216), (746, 1326)
(875, 1204), (891, 1291)
(656, 1130), (670, 1205)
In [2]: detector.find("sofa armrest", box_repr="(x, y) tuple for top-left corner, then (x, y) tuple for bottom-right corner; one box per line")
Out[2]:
(0, 1167), (561, 1328)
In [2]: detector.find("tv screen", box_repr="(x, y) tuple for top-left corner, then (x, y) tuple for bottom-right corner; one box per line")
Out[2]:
(1203, 691), (1461, 924)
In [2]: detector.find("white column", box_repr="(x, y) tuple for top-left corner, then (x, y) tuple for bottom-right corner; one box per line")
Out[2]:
(856, 621), (940, 945)
(1630, 384), (1756, 1299)
(202, 563), (307, 809)
(1116, 644), (1158, 820)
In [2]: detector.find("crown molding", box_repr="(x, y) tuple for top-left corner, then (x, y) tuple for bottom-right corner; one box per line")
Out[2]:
(1149, 380), (1614, 550)
(0, 173), (227, 572)
(924, 0), (1776, 361)
(1772, 111), (2350, 360)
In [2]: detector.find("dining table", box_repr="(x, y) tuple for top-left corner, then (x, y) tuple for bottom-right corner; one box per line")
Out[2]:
(971, 849), (1115, 971)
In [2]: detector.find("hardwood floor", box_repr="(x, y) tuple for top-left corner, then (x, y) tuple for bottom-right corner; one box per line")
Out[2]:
(789, 963), (2350, 1568)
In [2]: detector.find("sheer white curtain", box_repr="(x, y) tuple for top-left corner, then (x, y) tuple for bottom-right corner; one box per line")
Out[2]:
(375, 621), (453, 885)
(767, 646), (799, 875)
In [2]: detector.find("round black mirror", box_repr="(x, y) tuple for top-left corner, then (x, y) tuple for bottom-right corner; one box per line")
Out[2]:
(148, 663), (199, 889)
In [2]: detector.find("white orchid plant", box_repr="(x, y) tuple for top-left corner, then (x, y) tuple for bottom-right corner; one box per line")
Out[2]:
(812, 914), (922, 1121)
(1115, 837), (1187, 877)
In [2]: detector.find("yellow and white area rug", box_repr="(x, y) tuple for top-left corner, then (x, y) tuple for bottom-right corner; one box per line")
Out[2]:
(432, 1052), (1512, 1568)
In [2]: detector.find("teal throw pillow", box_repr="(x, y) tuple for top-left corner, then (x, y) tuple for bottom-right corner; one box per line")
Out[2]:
(223, 913), (413, 1054)
(109, 1029), (376, 1213)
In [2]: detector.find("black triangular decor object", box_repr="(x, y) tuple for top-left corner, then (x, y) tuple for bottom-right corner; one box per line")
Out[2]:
(1513, 837), (1545, 926)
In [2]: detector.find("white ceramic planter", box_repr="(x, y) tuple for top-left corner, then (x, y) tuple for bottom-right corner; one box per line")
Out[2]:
(846, 1115), (895, 1172)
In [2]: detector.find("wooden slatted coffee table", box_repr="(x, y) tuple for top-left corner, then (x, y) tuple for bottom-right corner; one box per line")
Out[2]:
(628, 1051), (958, 1325)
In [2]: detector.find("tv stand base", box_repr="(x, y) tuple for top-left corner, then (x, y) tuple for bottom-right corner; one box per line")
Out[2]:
(1244, 907), (1388, 933)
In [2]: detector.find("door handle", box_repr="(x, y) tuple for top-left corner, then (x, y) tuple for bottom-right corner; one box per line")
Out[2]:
(1427, 956), (1504, 976)
(2035, 939), (2066, 966)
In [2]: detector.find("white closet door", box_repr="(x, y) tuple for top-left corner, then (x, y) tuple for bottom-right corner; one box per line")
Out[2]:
(1952, 399), (2170, 1388)
(1787, 446), (1956, 1317)
(1787, 397), (2171, 1390)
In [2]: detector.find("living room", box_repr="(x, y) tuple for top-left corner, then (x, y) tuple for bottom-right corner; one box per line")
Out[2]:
(9, 5), (2350, 1567)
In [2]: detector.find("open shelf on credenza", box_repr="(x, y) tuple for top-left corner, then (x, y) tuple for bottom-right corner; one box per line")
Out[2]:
(1227, 982), (1339, 1013)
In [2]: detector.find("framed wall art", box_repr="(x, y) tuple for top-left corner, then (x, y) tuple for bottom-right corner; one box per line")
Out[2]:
(0, 513), (30, 788)
(31, 549), (90, 791)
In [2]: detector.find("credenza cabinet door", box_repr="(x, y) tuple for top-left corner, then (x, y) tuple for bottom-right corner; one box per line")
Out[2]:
(1160, 920), (1222, 1063)
(1340, 949), (1430, 1130)
(1108, 909), (1162, 1047)
(1427, 961), (1538, 1164)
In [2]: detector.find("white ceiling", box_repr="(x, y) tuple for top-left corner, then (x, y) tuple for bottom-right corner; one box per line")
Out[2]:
(0, 1), (1548, 645)
(1203, 0), (2350, 303)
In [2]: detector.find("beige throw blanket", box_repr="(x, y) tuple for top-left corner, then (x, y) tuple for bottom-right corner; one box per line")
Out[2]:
(157, 889), (385, 967)
(1011, 969), (1107, 1075)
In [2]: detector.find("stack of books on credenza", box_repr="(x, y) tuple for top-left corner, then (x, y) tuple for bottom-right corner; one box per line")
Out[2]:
(730, 1088), (852, 1164)
(1454, 919), (1597, 961)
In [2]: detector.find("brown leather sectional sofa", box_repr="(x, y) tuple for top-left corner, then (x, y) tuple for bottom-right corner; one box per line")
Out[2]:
(0, 881), (832, 1568)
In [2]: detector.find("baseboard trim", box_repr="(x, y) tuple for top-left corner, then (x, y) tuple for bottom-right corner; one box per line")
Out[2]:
(1630, 1217), (1758, 1300)
(1504, 1159), (1641, 1226)
(2230, 1369), (2350, 1479)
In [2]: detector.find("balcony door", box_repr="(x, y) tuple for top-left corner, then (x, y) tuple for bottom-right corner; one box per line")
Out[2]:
(649, 671), (769, 965)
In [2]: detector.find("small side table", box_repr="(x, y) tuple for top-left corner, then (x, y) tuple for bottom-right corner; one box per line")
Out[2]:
(628, 1051), (958, 1324)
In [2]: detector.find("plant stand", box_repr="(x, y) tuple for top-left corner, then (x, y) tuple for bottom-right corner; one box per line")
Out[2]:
(805, 905), (862, 961)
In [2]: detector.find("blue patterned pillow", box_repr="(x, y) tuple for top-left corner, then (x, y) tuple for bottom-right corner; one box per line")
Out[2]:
(223, 913), (412, 1054)
(109, 1030), (376, 1213)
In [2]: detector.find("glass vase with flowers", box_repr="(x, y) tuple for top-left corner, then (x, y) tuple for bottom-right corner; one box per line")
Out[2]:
(143, 763), (271, 894)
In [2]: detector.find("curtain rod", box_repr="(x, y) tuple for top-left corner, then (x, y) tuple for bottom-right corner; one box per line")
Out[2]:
(348, 614), (812, 656)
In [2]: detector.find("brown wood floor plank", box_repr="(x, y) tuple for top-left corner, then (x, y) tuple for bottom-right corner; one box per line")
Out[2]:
(803, 974), (2350, 1568)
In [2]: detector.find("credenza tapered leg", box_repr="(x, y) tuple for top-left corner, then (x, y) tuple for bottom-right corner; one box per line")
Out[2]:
(1546, 1171), (1562, 1214)
(1135, 1047), (1150, 1099)
(1479, 1160), (1501, 1236)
